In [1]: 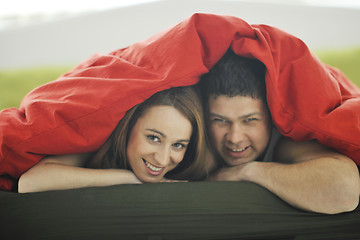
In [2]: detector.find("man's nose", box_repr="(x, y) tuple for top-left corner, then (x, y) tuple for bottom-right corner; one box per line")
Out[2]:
(226, 123), (245, 144)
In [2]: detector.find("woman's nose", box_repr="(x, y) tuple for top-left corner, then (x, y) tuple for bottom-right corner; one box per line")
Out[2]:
(153, 147), (171, 166)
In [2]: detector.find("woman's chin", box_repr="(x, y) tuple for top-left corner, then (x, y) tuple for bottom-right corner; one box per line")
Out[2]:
(138, 174), (163, 183)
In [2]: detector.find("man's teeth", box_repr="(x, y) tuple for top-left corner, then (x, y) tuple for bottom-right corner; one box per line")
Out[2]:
(145, 161), (163, 172)
(231, 147), (247, 152)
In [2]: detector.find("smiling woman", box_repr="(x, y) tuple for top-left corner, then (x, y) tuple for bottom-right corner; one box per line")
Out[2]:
(17, 86), (206, 193)
(126, 106), (192, 182)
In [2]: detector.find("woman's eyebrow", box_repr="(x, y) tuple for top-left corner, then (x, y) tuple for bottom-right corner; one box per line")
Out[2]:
(146, 129), (165, 137)
(146, 129), (190, 143)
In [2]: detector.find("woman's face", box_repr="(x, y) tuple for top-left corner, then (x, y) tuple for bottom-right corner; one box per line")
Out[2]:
(127, 105), (193, 182)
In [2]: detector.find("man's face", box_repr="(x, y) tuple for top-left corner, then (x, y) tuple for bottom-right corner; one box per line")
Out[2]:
(208, 95), (272, 166)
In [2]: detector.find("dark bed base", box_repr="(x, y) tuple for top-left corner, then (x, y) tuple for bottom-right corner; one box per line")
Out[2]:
(1, 181), (359, 240)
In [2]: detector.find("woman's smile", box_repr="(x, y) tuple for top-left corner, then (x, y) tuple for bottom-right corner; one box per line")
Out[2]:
(142, 159), (165, 176)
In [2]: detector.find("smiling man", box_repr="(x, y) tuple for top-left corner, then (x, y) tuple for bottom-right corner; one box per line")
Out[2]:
(197, 49), (360, 214)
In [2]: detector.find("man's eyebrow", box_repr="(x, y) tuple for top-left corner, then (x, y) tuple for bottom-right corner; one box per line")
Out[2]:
(209, 113), (228, 119)
(145, 129), (190, 143)
(241, 113), (263, 118)
(209, 112), (262, 119)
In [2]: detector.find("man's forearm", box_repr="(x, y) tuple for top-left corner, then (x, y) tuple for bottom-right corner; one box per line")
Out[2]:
(243, 158), (360, 214)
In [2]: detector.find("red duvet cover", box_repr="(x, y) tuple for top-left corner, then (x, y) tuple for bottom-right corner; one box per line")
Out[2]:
(1, 13), (359, 191)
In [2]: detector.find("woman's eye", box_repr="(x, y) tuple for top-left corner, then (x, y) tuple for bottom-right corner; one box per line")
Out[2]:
(147, 135), (160, 142)
(173, 143), (187, 150)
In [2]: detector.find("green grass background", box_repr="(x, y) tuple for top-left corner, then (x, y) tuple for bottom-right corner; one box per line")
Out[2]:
(0, 66), (72, 110)
(0, 47), (359, 110)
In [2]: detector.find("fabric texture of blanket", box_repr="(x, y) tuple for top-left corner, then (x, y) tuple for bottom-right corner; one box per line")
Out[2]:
(1, 13), (359, 191)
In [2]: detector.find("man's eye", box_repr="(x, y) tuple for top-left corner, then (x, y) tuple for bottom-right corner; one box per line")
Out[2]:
(244, 118), (258, 123)
(147, 135), (160, 142)
(212, 118), (227, 123)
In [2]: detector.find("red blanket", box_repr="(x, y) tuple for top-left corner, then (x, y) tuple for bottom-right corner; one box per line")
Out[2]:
(1, 13), (359, 191)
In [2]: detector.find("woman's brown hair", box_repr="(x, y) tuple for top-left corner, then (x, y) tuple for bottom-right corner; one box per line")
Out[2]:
(85, 86), (206, 181)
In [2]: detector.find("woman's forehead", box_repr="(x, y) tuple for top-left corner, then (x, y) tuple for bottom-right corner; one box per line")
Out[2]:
(136, 105), (193, 139)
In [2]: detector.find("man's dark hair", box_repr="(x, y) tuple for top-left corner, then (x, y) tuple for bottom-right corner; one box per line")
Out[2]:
(198, 49), (267, 103)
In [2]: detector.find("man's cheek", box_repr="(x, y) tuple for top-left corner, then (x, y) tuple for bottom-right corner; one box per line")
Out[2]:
(210, 126), (223, 143)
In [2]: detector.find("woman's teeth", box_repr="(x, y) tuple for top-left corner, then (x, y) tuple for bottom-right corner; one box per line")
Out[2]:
(144, 160), (163, 172)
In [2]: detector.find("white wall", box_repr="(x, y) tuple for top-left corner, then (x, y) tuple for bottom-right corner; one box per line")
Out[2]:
(1, 0), (360, 69)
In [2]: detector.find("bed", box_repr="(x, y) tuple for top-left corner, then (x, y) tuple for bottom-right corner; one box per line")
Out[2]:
(1, 181), (360, 240)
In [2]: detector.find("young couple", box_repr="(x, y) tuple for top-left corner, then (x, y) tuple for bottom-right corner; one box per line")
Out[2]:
(18, 49), (360, 214)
